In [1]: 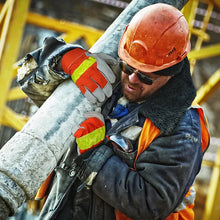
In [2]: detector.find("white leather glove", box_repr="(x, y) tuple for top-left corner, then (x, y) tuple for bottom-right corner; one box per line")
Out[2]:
(62, 48), (118, 103)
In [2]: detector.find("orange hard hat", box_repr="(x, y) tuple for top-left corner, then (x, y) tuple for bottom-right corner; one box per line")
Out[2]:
(118, 3), (190, 73)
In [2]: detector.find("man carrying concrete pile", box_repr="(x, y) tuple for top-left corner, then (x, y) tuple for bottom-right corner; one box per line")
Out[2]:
(0, 3), (209, 220)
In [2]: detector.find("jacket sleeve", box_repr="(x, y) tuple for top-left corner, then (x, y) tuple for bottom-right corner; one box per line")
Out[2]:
(92, 109), (204, 220)
(17, 37), (81, 107)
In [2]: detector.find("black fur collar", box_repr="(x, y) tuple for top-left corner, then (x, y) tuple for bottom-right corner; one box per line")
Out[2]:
(139, 57), (196, 134)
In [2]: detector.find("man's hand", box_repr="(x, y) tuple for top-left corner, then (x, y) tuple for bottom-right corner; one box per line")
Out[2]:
(62, 48), (116, 103)
(74, 110), (105, 154)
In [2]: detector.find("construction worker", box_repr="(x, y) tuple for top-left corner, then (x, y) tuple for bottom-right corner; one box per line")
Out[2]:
(0, 3), (209, 220)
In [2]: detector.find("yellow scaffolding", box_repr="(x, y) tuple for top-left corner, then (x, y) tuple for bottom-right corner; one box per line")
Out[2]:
(202, 146), (220, 220)
(182, 0), (220, 105)
(0, 0), (220, 219)
(0, 0), (30, 130)
(182, 1), (220, 219)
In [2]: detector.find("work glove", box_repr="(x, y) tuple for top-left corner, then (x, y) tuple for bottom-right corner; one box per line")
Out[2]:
(73, 109), (105, 154)
(61, 48), (117, 103)
(0, 197), (10, 220)
(17, 36), (81, 107)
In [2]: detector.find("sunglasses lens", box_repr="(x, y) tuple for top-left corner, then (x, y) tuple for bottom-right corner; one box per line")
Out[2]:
(120, 60), (154, 85)
(120, 61), (134, 75)
(137, 73), (153, 85)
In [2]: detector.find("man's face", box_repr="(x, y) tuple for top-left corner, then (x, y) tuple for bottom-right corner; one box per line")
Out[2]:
(121, 70), (172, 102)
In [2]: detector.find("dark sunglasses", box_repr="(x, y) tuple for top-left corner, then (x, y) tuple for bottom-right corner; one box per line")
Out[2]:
(119, 60), (160, 85)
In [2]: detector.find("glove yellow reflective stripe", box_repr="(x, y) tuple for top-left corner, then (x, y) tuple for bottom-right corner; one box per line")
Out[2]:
(62, 48), (116, 103)
(71, 56), (96, 83)
(74, 114), (105, 154)
(76, 126), (105, 151)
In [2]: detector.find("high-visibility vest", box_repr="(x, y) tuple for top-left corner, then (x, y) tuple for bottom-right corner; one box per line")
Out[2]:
(116, 104), (209, 220)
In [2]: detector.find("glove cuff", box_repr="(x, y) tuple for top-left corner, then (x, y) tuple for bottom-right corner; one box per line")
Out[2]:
(61, 48), (86, 76)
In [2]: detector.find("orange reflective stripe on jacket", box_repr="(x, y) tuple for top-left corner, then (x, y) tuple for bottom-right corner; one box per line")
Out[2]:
(116, 118), (160, 220)
(198, 108), (209, 152)
(165, 186), (195, 220)
(35, 171), (54, 200)
(135, 118), (160, 166)
(117, 104), (209, 220)
(192, 101), (210, 153)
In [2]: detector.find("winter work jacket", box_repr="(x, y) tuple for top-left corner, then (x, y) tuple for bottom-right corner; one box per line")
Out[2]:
(38, 77), (209, 220)
(14, 33), (208, 219)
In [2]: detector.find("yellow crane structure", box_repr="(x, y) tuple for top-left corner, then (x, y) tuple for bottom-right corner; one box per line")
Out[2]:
(0, 0), (219, 219)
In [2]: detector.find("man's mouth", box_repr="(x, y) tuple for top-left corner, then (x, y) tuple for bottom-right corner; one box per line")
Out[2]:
(126, 83), (137, 92)
(127, 83), (135, 91)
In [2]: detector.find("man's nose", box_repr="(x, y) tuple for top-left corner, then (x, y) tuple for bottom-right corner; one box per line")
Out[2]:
(128, 72), (141, 84)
